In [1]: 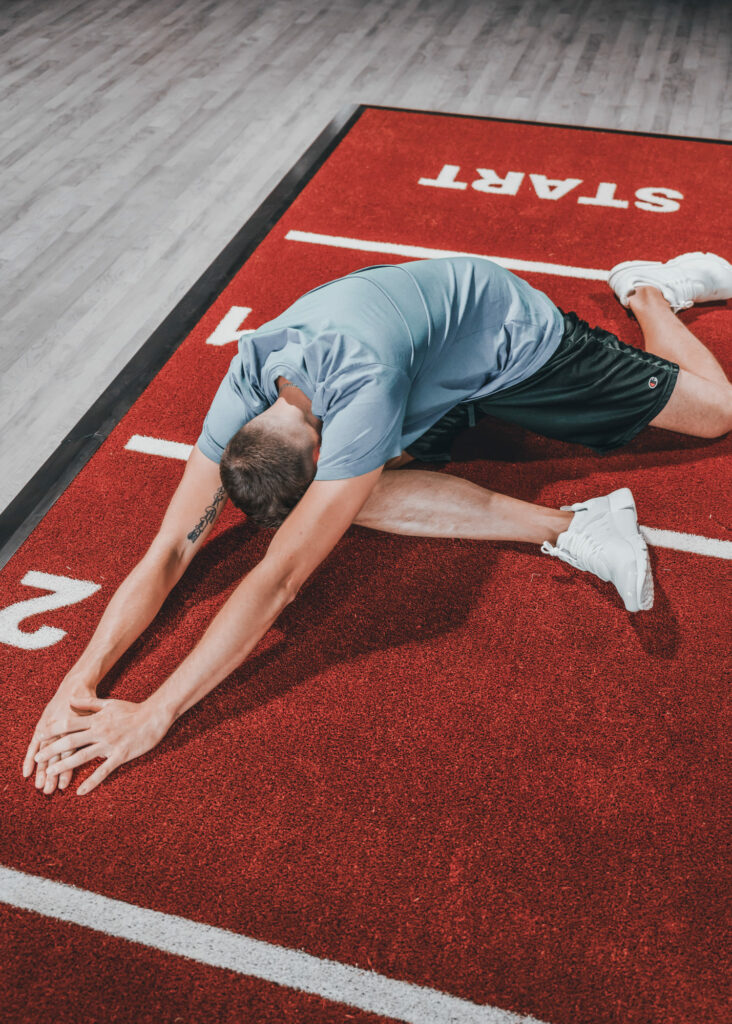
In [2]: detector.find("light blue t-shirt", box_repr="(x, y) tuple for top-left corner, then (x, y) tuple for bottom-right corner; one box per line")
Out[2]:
(197, 257), (562, 479)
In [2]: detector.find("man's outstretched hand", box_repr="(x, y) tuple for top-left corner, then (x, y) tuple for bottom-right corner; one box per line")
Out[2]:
(25, 697), (172, 796)
(23, 681), (98, 795)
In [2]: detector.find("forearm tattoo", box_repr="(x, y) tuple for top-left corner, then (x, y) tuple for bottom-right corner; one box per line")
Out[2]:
(187, 486), (226, 544)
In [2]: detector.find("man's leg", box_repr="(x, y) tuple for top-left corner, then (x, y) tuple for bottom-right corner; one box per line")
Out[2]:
(629, 285), (729, 385)
(619, 274), (732, 439)
(355, 471), (652, 612)
(355, 470), (571, 543)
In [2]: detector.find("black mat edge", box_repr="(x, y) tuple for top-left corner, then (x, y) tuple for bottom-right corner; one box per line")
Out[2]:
(2, 103), (726, 569)
(366, 104), (732, 146)
(0, 103), (364, 570)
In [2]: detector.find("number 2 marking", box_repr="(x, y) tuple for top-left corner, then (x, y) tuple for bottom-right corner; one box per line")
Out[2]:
(0, 571), (101, 650)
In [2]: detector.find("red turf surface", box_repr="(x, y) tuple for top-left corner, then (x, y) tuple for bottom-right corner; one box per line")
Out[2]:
(2, 906), (387, 1024)
(1, 109), (731, 1024)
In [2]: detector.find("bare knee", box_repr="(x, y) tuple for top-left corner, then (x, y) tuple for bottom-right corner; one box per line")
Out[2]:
(692, 384), (732, 437)
(693, 415), (730, 439)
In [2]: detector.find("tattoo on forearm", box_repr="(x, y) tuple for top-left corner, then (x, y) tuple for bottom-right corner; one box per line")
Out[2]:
(187, 487), (226, 543)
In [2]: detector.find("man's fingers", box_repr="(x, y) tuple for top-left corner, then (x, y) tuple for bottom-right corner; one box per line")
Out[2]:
(57, 752), (75, 791)
(23, 735), (41, 778)
(42, 754), (61, 795)
(69, 696), (105, 712)
(35, 738), (51, 788)
(47, 745), (104, 777)
(34, 729), (94, 764)
(43, 712), (95, 739)
(24, 699), (97, 783)
(77, 757), (116, 796)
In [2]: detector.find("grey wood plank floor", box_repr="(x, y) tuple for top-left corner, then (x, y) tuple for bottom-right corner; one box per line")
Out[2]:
(1, 0), (730, 513)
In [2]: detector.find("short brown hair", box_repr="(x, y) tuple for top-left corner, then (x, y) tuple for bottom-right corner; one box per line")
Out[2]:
(220, 420), (315, 528)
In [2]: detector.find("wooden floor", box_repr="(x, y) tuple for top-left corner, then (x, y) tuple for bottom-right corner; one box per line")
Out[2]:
(1, 0), (730, 512)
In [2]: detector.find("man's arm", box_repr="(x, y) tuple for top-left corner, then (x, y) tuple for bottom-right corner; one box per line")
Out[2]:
(34, 466), (383, 794)
(67, 446), (228, 686)
(24, 445), (227, 793)
(148, 466), (384, 720)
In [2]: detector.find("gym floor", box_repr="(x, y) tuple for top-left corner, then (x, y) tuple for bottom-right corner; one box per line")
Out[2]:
(1, 0), (730, 512)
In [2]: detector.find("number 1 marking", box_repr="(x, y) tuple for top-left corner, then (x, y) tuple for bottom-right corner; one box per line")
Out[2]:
(0, 571), (101, 650)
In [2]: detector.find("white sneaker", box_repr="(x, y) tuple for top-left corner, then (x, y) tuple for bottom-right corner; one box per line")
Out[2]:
(541, 487), (653, 613)
(608, 252), (732, 312)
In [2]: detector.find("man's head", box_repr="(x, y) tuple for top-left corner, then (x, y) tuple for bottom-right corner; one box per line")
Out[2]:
(220, 397), (319, 529)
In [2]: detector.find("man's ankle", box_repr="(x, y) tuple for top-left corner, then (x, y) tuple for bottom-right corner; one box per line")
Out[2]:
(627, 284), (671, 312)
(543, 509), (573, 545)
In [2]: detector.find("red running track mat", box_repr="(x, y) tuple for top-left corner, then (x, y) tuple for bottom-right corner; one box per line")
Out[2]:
(1, 904), (386, 1024)
(1, 108), (731, 1024)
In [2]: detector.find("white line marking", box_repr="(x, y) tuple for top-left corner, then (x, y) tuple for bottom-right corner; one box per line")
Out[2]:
(124, 435), (193, 461)
(285, 230), (609, 281)
(641, 526), (732, 560)
(206, 306), (254, 346)
(0, 866), (546, 1024)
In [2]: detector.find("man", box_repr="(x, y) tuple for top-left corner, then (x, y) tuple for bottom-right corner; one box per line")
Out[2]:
(25, 252), (732, 796)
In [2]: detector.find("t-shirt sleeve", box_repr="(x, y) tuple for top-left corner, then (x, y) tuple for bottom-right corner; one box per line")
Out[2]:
(314, 364), (410, 480)
(196, 356), (267, 464)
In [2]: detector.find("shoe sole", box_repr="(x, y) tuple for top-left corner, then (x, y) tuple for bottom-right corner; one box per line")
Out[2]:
(609, 253), (731, 276)
(608, 487), (654, 612)
(609, 259), (662, 276)
(666, 250), (732, 272)
(607, 260), (664, 306)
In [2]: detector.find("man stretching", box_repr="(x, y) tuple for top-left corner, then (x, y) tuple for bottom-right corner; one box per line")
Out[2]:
(25, 252), (732, 795)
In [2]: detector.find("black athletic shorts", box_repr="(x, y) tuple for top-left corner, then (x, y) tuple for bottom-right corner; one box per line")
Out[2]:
(405, 310), (679, 462)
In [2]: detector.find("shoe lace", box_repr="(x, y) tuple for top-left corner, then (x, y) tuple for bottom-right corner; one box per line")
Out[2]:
(668, 274), (698, 308)
(542, 528), (608, 576)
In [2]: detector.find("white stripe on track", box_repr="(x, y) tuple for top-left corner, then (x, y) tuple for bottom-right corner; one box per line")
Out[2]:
(125, 435), (193, 460)
(0, 866), (545, 1024)
(641, 526), (732, 559)
(122, 437), (732, 561)
(284, 230), (609, 281)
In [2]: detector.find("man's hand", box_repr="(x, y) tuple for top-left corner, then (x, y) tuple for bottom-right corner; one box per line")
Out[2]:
(23, 677), (98, 795)
(30, 697), (172, 796)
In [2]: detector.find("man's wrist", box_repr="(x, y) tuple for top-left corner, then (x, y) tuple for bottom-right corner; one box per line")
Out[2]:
(143, 686), (181, 728)
(62, 651), (108, 694)
(60, 669), (99, 695)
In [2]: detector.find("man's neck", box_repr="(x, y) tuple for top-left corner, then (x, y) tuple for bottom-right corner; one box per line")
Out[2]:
(275, 376), (321, 431)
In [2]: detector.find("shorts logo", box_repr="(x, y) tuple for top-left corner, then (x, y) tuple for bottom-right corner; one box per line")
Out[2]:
(648, 376), (658, 389)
